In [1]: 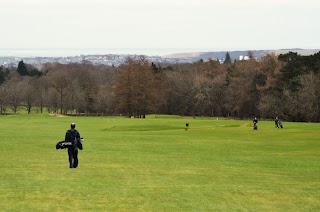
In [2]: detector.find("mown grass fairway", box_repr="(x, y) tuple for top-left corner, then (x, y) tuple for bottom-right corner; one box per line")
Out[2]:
(0, 114), (319, 211)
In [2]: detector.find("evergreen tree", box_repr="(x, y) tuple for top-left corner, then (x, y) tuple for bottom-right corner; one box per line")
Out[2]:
(0, 66), (9, 85)
(248, 51), (254, 59)
(224, 52), (232, 64)
(28, 68), (43, 77)
(16, 60), (43, 77)
(225, 67), (233, 85)
(17, 60), (28, 76)
(277, 51), (320, 91)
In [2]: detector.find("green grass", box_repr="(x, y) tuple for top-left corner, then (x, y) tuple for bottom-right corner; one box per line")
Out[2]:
(0, 114), (319, 211)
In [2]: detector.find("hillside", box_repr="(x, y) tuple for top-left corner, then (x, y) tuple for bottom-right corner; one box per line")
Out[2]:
(162, 49), (320, 61)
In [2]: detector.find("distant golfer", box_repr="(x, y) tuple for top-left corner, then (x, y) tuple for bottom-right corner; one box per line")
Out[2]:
(253, 117), (258, 130)
(65, 123), (82, 168)
(275, 117), (279, 128)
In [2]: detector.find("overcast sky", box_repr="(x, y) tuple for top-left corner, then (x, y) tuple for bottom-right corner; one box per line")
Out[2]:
(1, 0), (320, 55)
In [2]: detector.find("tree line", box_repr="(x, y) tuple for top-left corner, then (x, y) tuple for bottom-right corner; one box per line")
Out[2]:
(0, 51), (320, 122)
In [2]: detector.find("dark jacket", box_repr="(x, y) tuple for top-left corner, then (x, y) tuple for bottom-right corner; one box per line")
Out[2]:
(65, 129), (82, 150)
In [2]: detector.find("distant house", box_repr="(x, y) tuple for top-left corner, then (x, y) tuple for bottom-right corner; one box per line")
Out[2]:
(239, 55), (250, 61)
(218, 58), (225, 64)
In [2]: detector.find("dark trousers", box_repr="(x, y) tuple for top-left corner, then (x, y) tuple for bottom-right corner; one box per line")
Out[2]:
(68, 148), (78, 168)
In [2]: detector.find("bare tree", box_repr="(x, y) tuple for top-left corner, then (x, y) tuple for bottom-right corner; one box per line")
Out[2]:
(76, 69), (99, 113)
(192, 59), (227, 116)
(0, 84), (9, 114)
(46, 87), (60, 114)
(297, 73), (320, 121)
(225, 60), (261, 118)
(24, 80), (35, 114)
(6, 80), (23, 113)
(50, 71), (70, 114)
(114, 57), (165, 116)
(95, 85), (115, 115)
(34, 77), (50, 113)
(166, 70), (196, 115)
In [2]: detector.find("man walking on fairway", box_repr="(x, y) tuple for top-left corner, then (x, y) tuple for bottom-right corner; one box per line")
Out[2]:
(65, 123), (82, 168)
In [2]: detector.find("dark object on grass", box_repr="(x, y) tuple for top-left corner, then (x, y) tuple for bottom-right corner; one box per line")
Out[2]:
(279, 121), (283, 128)
(275, 117), (279, 128)
(65, 123), (82, 168)
(56, 138), (83, 150)
(56, 141), (72, 149)
(253, 117), (258, 130)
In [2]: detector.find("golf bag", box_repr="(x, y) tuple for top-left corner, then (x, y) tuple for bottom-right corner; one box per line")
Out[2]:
(279, 121), (283, 128)
(56, 138), (83, 150)
(56, 141), (72, 149)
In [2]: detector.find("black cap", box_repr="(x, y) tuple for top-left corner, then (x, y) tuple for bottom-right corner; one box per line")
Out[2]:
(71, 123), (76, 128)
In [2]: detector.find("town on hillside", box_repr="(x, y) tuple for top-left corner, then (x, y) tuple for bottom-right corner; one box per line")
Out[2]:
(1, 49), (319, 68)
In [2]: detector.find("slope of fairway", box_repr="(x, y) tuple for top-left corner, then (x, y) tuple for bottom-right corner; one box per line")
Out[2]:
(0, 114), (319, 211)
